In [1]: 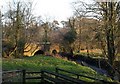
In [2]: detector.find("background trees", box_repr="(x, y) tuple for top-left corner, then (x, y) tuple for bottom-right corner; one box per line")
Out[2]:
(94, 2), (120, 66)
(2, 1), (39, 58)
(72, 0), (120, 76)
(62, 18), (77, 53)
(2, 0), (120, 65)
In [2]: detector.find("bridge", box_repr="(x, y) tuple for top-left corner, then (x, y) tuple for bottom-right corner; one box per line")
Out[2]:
(24, 43), (60, 56)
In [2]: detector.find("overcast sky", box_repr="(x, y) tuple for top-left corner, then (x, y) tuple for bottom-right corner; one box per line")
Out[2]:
(0, 0), (94, 22)
(32, 0), (74, 21)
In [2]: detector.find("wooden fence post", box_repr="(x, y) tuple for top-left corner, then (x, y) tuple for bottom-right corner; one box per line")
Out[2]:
(22, 70), (26, 84)
(77, 75), (79, 79)
(41, 71), (44, 83)
(56, 67), (58, 73)
(55, 67), (58, 79)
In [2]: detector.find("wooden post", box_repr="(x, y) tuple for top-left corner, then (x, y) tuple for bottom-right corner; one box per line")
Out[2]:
(41, 71), (44, 83)
(55, 67), (58, 79)
(56, 67), (58, 73)
(98, 57), (101, 69)
(22, 70), (26, 84)
(77, 75), (79, 79)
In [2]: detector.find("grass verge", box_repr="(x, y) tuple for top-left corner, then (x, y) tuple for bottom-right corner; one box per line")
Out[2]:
(2, 55), (113, 82)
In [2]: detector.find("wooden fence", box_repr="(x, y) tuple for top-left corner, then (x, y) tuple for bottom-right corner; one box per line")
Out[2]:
(2, 70), (24, 83)
(2, 68), (113, 84)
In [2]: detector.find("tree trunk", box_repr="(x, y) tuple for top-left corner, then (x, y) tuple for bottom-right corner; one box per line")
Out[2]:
(107, 2), (115, 66)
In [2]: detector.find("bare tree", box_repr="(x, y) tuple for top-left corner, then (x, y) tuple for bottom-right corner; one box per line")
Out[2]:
(72, 0), (120, 77)
(72, 1), (119, 65)
(2, 1), (36, 58)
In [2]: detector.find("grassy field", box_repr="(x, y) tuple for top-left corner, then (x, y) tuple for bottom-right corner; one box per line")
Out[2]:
(2, 55), (113, 82)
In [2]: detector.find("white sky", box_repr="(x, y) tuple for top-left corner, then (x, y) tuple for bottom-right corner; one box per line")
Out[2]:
(0, 0), (94, 22)
(32, 0), (74, 21)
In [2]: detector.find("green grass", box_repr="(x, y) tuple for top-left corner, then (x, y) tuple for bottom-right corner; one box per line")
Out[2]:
(2, 55), (113, 82)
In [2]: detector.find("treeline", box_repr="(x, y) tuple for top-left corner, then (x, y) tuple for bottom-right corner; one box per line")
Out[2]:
(1, 1), (120, 71)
